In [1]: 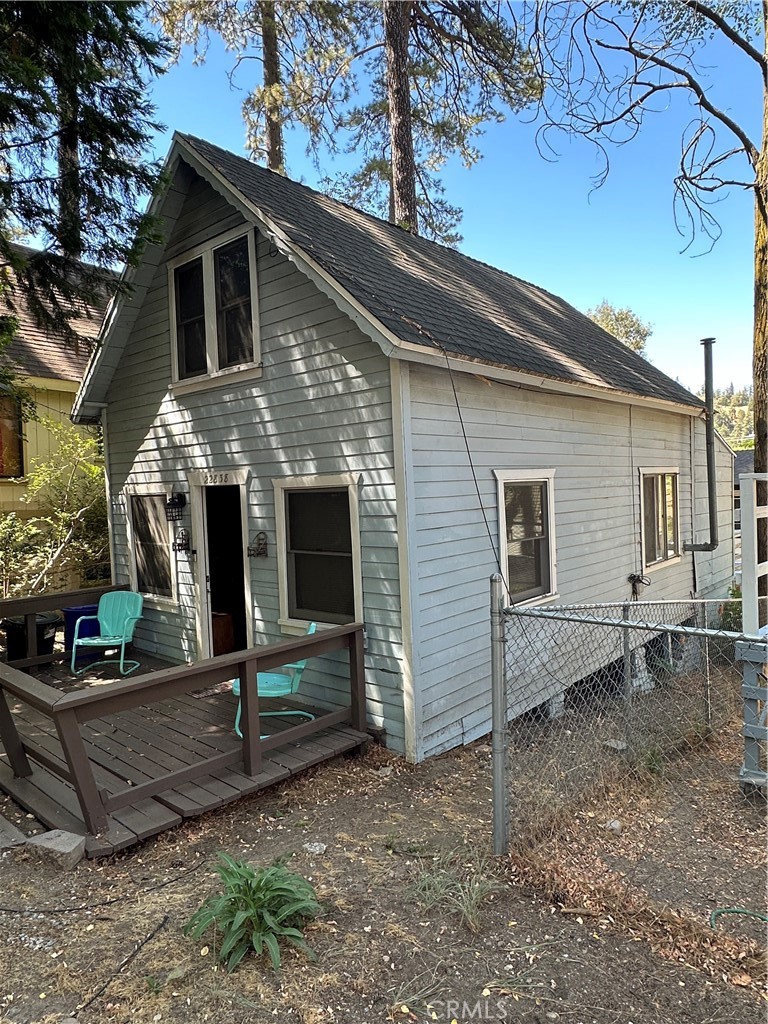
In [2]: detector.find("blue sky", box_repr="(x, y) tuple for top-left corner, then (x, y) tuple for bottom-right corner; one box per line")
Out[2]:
(148, 26), (760, 394)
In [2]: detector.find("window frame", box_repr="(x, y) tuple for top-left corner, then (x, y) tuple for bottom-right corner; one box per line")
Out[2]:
(639, 467), (681, 570)
(0, 396), (24, 480)
(273, 473), (363, 632)
(125, 489), (178, 607)
(494, 469), (558, 605)
(168, 225), (261, 395)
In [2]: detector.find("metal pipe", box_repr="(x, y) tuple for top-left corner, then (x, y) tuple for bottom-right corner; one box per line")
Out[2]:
(685, 337), (719, 553)
(490, 574), (508, 856)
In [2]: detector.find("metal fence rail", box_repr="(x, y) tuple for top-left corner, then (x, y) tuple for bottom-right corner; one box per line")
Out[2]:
(490, 578), (767, 854)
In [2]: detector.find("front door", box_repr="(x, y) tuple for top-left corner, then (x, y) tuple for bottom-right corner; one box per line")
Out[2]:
(201, 483), (248, 656)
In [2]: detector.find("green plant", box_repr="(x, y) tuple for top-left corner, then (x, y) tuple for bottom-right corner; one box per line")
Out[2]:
(184, 854), (320, 972)
(409, 851), (500, 933)
(719, 584), (742, 633)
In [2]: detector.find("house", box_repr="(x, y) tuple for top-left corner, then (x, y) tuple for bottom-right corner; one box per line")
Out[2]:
(0, 244), (110, 517)
(73, 134), (734, 762)
(734, 449), (755, 532)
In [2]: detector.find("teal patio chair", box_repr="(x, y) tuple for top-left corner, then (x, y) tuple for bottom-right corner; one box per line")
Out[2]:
(232, 622), (317, 738)
(70, 591), (144, 676)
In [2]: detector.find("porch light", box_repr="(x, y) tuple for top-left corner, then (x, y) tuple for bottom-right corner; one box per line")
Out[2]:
(164, 492), (186, 521)
(172, 527), (192, 554)
(247, 531), (268, 558)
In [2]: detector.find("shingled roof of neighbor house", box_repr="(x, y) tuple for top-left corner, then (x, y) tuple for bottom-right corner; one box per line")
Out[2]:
(180, 134), (702, 410)
(1, 244), (112, 383)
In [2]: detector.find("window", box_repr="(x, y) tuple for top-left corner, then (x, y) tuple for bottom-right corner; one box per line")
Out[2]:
(495, 470), (557, 603)
(129, 494), (173, 600)
(0, 398), (23, 478)
(274, 475), (362, 627)
(169, 228), (259, 385)
(641, 470), (680, 567)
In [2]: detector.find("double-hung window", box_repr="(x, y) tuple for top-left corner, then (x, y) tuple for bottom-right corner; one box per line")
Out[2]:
(495, 470), (557, 603)
(0, 397), (23, 478)
(274, 475), (362, 628)
(128, 493), (174, 601)
(640, 470), (680, 567)
(170, 228), (260, 387)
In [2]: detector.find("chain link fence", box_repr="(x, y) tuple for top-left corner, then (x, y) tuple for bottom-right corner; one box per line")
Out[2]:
(498, 596), (765, 843)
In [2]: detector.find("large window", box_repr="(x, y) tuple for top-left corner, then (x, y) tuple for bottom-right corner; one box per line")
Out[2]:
(170, 228), (259, 385)
(274, 475), (362, 627)
(0, 398), (23, 478)
(129, 494), (173, 600)
(496, 470), (556, 603)
(641, 470), (680, 567)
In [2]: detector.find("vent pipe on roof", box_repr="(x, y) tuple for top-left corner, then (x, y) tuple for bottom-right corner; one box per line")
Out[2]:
(684, 337), (719, 553)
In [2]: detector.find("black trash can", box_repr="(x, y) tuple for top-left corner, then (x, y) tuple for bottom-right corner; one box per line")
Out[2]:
(2, 613), (61, 661)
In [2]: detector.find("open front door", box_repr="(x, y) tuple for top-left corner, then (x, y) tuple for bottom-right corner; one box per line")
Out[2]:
(192, 472), (252, 658)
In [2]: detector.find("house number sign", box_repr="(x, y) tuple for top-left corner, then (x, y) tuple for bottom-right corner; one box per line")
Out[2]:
(203, 472), (230, 485)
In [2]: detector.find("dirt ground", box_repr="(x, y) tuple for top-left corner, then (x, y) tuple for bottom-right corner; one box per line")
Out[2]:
(0, 732), (765, 1024)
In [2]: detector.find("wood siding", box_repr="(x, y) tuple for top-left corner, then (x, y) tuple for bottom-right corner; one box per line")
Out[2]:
(104, 175), (405, 750)
(404, 363), (735, 759)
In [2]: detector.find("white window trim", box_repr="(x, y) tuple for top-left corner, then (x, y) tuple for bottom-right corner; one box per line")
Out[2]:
(494, 468), (558, 606)
(273, 473), (363, 633)
(168, 224), (262, 394)
(124, 487), (179, 608)
(639, 466), (682, 572)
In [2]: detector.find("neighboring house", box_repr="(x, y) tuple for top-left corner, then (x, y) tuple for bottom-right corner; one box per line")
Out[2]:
(734, 449), (755, 532)
(73, 134), (734, 762)
(0, 244), (110, 516)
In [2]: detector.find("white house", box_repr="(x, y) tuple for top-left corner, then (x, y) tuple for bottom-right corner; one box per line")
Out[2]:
(73, 134), (734, 762)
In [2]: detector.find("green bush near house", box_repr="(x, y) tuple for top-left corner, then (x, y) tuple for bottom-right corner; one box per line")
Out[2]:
(184, 854), (321, 972)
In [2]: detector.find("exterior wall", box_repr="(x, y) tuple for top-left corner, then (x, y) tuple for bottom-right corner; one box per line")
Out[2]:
(0, 380), (83, 518)
(104, 176), (406, 750)
(691, 425), (735, 600)
(403, 362), (735, 759)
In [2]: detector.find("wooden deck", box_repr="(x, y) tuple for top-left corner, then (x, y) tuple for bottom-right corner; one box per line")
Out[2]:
(0, 603), (369, 857)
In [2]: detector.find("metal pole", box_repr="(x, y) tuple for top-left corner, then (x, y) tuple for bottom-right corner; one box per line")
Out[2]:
(622, 602), (632, 752)
(491, 574), (508, 855)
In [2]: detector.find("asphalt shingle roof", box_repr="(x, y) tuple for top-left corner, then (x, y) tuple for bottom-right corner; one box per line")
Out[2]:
(182, 134), (702, 410)
(1, 244), (111, 383)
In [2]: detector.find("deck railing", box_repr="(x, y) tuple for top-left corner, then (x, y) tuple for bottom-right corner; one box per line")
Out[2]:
(0, 585), (128, 669)
(0, 623), (366, 835)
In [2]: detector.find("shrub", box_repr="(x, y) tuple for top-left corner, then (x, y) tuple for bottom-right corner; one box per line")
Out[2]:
(184, 854), (320, 972)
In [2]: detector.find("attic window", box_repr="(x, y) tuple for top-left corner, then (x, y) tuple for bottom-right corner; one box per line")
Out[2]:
(169, 227), (259, 385)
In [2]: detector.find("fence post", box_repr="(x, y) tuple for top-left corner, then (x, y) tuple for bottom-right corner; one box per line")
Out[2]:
(491, 574), (508, 856)
(621, 602), (632, 752)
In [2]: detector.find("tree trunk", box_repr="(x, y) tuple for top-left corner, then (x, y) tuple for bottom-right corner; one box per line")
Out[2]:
(383, 0), (418, 233)
(54, 49), (82, 258)
(260, 0), (285, 172)
(753, 80), (767, 624)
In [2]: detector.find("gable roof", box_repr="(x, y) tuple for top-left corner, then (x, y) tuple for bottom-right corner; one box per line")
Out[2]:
(75, 133), (704, 419)
(181, 134), (701, 410)
(2, 244), (112, 383)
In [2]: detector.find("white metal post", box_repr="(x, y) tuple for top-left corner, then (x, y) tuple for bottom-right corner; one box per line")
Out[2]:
(740, 473), (768, 634)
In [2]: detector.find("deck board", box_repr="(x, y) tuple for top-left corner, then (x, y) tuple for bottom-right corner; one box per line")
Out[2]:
(0, 677), (369, 856)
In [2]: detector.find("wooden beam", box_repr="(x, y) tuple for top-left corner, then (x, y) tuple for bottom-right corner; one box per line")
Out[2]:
(0, 689), (32, 777)
(0, 663), (61, 714)
(0, 584), (127, 619)
(238, 658), (262, 776)
(348, 628), (367, 732)
(101, 748), (243, 812)
(259, 708), (351, 751)
(53, 709), (108, 835)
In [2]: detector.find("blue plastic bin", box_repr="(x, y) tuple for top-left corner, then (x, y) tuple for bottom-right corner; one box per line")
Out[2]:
(63, 604), (100, 660)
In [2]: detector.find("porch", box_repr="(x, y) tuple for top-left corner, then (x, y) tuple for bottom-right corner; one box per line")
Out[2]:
(0, 589), (369, 857)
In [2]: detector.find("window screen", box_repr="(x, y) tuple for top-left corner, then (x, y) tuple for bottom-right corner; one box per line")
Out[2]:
(131, 495), (172, 598)
(215, 236), (253, 369)
(286, 489), (354, 622)
(503, 481), (550, 601)
(0, 398), (23, 478)
(174, 258), (207, 379)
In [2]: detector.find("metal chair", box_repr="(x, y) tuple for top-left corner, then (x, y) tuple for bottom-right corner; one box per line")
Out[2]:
(232, 622), (317, 738)
(70, 591), (144, 676)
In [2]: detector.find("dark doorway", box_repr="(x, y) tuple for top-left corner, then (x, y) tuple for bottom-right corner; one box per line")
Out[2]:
(204, 485), (248, 655)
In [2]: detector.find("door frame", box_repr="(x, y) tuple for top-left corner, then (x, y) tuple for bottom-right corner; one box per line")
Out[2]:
(188, 468), (253, 659)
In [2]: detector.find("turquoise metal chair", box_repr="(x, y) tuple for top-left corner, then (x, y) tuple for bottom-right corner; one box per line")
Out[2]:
(232, 622), (317, 738)
(70, 591), (144, 676)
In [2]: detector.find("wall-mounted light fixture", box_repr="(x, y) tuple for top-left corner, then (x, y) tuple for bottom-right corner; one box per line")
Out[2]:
(247, 531), (268, 558)
(165, 492), (187, 522)
(172, 527), (192, 554)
